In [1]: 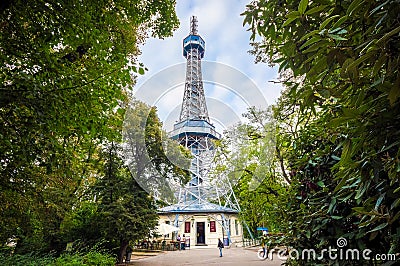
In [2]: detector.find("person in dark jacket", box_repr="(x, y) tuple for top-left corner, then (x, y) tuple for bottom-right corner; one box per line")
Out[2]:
(217, 238), (224, 257)
(125, 246), (133, 262)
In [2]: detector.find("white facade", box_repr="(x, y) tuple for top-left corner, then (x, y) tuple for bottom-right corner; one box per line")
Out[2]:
(158, 212), (242, 247)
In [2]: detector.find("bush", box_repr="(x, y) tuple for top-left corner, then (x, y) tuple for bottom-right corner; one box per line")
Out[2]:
(0, 252), (55, 266)
(53, 252), (115, 266)
(83, 251), (115, 266)
(0, 250), (115, 266)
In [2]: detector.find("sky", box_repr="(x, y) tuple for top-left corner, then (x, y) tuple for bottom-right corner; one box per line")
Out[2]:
(134, 0), (283, 133)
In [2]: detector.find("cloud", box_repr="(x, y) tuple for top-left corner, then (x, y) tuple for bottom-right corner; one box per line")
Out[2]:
(134, 0), (283, 133)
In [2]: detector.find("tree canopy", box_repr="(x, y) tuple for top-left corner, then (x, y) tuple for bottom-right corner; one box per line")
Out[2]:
(213, 107), (290, 236)
(0, 0), (180, 258)
(242, 0), (400, 264)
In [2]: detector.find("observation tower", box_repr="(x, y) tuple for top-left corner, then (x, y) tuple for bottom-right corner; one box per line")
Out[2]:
(158, 16), (243, 247)
(169, 15), (220, 204)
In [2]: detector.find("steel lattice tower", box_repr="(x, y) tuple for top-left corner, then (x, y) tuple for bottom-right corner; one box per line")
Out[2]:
(169, 16), (241, 212)
(169, 16), (220, 205)
(161, 17), (253, 245)
(179, 16), (209, 123)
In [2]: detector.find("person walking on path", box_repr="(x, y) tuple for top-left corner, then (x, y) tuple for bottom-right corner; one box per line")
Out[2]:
(125, 246), (133, 262)
(217, 238), (224, 257)
(177, 234), (181, 250)
(180, 234), (186, 250)
(261, 231), (268, 259)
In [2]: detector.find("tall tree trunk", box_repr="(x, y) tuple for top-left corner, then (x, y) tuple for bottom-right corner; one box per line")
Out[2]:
(118, 239), (129, 264)
(276, 146), (291, 184)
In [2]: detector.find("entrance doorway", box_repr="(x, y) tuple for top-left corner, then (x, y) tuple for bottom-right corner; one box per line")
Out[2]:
(196, 222), (205, 244)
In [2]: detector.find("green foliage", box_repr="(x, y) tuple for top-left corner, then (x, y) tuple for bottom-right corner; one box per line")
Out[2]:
(95, 142), (158, 263)
(243, 0), (400, 264)
(0, 252), (55, 266)
(0, 0), (179, 255)
(79, 101), (188, 264)
(123, 101), (191, 203)
(213, 108), (291, 236)
(60, 202), (101, 246)
(0, 250), (114, 266)
(53, 251), (115, 266)
(54, 100), (189, 264)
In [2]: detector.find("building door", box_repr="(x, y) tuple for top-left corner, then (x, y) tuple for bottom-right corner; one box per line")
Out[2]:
(196, 222), (205, 244)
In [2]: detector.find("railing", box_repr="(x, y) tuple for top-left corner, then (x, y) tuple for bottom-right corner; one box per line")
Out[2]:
(242, 233), (286, 248)
(169, 125), (221, 139)
(242, 238), (261, 247)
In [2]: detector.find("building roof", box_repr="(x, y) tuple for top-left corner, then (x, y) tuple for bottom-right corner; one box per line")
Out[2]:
(158, 200), (238, 214)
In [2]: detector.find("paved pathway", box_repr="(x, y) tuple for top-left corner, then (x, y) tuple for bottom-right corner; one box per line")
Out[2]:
(130, 247), (284, 266)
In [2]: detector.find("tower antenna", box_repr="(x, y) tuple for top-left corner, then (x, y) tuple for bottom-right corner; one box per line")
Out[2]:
(190, 16), (198, 35)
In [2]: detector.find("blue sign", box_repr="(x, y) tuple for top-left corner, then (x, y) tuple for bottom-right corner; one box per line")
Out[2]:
(256, 227), (268, 231)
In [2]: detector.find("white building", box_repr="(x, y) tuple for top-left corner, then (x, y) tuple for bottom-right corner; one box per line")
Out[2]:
(158, 201), (242, 247)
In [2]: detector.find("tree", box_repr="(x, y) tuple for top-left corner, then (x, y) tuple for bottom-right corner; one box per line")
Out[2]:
(60, 101), (190, 263)
(213, 108), (290, 235)
(122, 101), (191, 204)
(100, 101), (189, 263)
(243, 0), (400, 264)
(95, 142), (158, 264)
(0, 0), (179, 253)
